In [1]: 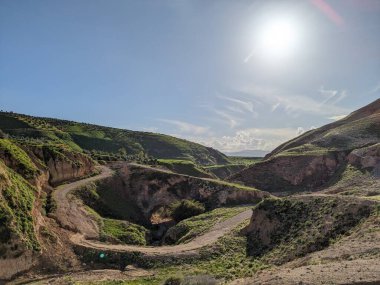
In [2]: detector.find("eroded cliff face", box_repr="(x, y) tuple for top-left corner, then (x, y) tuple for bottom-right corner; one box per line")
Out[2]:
(88, 164), (271, 226)
(348, 143), (380, 176)
(28, 146), (95, 186)
(0, 141), (96, 280)
(243, 196), (375, 264)
(230, 152), (347, 192)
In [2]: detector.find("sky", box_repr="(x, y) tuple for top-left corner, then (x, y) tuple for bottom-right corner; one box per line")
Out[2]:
(1, 0), (380, 154)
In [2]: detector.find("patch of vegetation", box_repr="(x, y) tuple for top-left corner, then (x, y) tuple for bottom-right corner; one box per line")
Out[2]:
(227, 156), (262, 166)
(0, 139), (39, 179)
(0, 112), (229, 165)
(101, 218), (148, 245)
(169, 200), (206, 222)
(246, 197), (375, 264)
(162, 275), (219, 285)
(275, 143), (330, 157)
(164, 206), (251, 245)
(202, 178), (260, 192)
(326, 164), (380, 196)
(157, 159), (212, 178)
(77, 185), (149, 246)
(0, 162), (39, 251)
(203, 164), (246, 179)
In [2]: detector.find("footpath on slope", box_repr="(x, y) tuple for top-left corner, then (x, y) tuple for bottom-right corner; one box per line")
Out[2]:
(53, 165), (253, 256)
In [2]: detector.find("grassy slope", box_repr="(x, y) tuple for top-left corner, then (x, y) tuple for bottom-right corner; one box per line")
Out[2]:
(163, 206), (252, 245)
(0, 139), (40, 179)
(0, 112), (228, 165)
(0, 161), (39, 252)
(230, 100), (380, 193)
(268, 99), (380, 158)
(246, 197), (376, 264)
(84, 206), (148, 246)
(156, 159), (214, 178)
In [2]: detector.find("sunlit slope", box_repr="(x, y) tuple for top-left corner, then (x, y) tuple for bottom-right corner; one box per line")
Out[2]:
(230, 99), (380, 193)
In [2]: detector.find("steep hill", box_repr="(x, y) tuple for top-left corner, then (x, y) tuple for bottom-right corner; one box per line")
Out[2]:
(0, 112), (228, 165)
(230, 99), (380, 193)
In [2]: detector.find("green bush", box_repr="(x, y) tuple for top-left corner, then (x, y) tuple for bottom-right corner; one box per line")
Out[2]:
(170, 200), (205, 222)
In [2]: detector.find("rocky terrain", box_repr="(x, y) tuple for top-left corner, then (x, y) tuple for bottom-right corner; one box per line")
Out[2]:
(0, 99), (379, 284)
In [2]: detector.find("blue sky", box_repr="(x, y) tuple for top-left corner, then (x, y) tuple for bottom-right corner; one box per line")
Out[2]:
(1, 0), (379, 153)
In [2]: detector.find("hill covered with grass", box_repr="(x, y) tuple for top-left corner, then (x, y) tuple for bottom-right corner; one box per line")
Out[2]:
(230, 99), (380, 194)
(0, 111), (228, 165)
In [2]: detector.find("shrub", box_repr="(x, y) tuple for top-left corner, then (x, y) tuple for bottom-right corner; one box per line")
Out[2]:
(163, 276), (183, 285)
(170, 199), (205, 222)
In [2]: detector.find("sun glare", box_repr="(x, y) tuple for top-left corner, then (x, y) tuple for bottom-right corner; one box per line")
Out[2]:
(254, 16), (300, 60)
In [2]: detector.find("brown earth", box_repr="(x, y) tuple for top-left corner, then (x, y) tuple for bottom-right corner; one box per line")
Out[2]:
(86, 163), (270, 226)
(230, 199), (380, 285)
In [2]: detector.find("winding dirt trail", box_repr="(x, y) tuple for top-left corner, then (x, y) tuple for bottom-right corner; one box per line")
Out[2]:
(53, 165), (252, 256)
(53, 166), (114, 238)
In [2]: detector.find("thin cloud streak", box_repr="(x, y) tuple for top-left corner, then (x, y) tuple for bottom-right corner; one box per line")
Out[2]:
(158, 119), (209, 135)
(218, 95), (255, 113)
(236, 84), (350, 116)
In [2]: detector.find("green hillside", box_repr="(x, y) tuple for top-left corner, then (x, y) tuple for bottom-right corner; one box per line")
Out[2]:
(0, 112), (228, 165)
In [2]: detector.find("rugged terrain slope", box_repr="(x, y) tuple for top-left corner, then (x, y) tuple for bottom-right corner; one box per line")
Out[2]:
(1, 100), (380, 284)
(230, 99), (380, 194)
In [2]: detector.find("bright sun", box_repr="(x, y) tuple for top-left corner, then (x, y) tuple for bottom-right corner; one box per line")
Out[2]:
(255, 17), (300, 60)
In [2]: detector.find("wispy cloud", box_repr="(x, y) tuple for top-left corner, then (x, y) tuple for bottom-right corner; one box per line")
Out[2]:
(213, 109), (240, 128)
(319, 86), (347, 106)
(158, 119), (209, 135)
(203, 94), (258, 129)
(236, 84), (350, 116)
(191, 127), (302, 152)
(217, 95), (255, 113)
(328, 114), (347, 121)
(370, 81), (380, 94)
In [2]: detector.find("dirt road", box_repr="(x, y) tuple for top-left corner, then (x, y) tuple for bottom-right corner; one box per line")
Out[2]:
(53, 165), (114, 238)
(53, 165), (252, 255)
